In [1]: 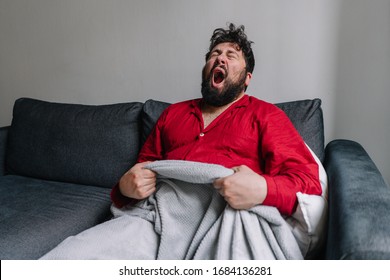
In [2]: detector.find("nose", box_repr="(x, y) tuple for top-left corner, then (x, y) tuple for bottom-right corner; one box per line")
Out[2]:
(216, 54), (227, 65)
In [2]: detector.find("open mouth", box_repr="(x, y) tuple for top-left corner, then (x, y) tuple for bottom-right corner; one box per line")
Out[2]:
(212, 68), (226, 86)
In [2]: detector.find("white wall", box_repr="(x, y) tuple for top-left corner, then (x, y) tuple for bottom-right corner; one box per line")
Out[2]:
(0, 0), (389, 183)
(333, 0), (390, 185)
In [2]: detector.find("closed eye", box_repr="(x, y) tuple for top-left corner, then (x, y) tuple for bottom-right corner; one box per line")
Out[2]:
(210, 50), (222, 58)
(227, 51), (239, 59)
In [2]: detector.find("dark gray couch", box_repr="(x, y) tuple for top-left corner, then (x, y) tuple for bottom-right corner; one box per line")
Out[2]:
(0, 97), (389, 259)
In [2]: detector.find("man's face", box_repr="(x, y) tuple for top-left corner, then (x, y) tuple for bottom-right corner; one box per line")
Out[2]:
(201, 42), (252, 107)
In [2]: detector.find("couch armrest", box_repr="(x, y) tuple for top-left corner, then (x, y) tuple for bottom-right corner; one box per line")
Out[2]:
(0, 126), (9, 176)
(324, 139), (390, 259)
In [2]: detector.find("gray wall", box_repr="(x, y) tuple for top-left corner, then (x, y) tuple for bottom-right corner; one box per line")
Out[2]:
(0, 0), (389, 184)
(333, 0), (390, 185)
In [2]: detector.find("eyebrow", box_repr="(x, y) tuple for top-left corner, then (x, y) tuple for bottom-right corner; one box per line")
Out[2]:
(211, 47), (240, 55)
(226, 50), (239, 56)
(211, 49), (222, 55)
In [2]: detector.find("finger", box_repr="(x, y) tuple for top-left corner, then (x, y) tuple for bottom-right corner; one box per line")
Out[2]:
(232, 165), (246, 173)
(142, 177), (156, 187)
(213, 178), (223, 190)
(135, 186), (155, 199)
(135, 182), (156, 197)
(141, 169), (156, 179)
(143, 182), (157, 194)
(144, 186), (156, 197)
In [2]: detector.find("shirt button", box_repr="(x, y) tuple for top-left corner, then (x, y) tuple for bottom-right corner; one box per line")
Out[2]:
(199, 132), (205, 137)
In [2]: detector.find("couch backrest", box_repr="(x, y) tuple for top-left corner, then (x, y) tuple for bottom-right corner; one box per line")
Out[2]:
(6, 97), (324, 188)
(6, 98), (143, 188)
(141, 98), (325, 162)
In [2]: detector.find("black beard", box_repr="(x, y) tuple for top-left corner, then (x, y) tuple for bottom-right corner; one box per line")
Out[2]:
(201, 67), (247, 107)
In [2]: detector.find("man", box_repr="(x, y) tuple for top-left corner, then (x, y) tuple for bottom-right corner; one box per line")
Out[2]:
(112, 23), (321, 216)
(41, 24), (323, 260)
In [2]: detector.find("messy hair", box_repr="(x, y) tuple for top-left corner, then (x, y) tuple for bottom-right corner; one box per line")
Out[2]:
(205, 23), (255, 74)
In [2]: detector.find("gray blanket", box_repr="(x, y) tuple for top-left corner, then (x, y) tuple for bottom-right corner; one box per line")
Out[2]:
(41, 160), (303, 260)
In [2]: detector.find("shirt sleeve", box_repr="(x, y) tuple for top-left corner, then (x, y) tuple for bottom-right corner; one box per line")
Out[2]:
(110, 109), (167, 208)
(259, 107), (322, 215)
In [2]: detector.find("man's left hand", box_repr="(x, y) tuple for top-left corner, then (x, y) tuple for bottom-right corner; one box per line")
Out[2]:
(213, 165), (267, 210)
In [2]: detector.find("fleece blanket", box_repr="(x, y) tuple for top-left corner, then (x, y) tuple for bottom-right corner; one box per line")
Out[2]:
(41, 160), (303, 260)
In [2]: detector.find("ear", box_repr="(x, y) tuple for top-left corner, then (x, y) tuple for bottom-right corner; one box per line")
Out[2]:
(245, 72), (252, 87)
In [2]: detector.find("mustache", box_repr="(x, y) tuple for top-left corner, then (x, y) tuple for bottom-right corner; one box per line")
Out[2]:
(211, 61), (227, 73)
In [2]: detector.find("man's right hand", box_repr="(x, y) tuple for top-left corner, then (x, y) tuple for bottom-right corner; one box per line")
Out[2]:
(118, 162), (157, 200)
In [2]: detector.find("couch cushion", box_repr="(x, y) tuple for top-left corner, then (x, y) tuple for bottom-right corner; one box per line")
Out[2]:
(6, 98), (143, 188)
(141, 99), (170, 144)
(141, 98), (325, 162)
(0, 175), (112, 259)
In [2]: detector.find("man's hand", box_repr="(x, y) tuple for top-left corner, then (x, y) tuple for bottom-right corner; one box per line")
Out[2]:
(213, 165), (267, 210)
(119, 162), (157, 200)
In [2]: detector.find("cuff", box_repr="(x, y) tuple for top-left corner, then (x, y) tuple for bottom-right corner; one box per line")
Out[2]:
(110, 183), (138, 208)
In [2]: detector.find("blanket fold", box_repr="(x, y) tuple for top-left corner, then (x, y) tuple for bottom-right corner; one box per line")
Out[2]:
(116, 160), (303, 260)
(41, 160), (303, 260)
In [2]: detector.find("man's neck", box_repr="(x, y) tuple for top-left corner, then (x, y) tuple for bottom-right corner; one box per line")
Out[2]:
(201, 93), (245, 128)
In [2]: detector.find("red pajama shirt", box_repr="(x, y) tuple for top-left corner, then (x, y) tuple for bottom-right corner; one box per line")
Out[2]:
(111, 95), (321, 215)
